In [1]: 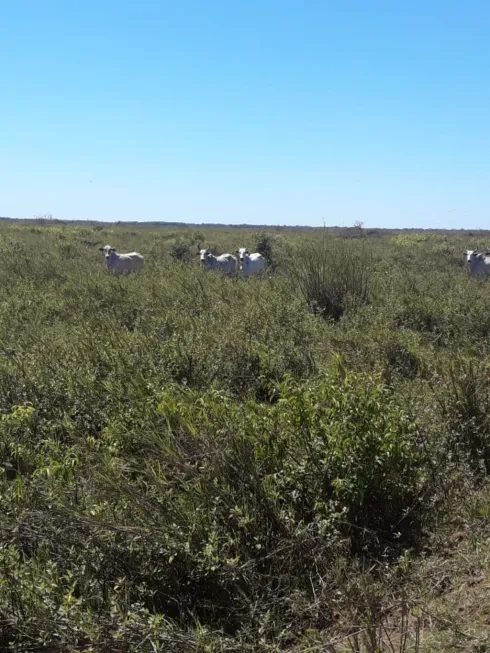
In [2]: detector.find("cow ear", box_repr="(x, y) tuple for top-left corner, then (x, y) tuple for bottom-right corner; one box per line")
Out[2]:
(98, 247), (103, 251)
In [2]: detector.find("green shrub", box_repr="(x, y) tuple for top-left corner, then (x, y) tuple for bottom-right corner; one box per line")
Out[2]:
(284, 228), (373, 320)
(255, 230), (275, 270)
(170, 238), (193, 262)
(435, 357), (490, 474)
(271, 366), (423, 546)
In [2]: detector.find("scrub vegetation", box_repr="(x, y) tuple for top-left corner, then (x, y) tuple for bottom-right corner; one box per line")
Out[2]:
(1, 219), (490, 651)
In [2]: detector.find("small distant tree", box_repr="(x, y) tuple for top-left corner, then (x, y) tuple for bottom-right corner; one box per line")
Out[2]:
(35, 213), (53, 225)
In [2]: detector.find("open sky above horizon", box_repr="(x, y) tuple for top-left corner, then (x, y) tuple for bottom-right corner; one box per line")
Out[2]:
(1, 1), (489, 228)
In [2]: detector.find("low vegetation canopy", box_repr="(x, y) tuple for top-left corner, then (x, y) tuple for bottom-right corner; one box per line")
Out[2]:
(1, 221), (490, 650)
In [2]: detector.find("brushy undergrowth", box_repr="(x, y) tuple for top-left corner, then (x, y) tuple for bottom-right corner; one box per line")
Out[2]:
(1, 222), (490, 651)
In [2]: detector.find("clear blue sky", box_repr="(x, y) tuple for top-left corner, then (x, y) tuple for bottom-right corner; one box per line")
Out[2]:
(1, 1), (489, 228)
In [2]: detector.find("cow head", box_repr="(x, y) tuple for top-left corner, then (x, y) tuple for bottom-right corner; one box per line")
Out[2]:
(105, 247), (117, 261)
(198, 247), (211, 267)
(236, 247), (250, 264)
(98, 244), (113, 256)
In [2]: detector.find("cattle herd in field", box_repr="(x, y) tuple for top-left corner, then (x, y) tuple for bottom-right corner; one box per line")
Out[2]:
(97, 243), (490, 280)
(98, 243), (266, 278)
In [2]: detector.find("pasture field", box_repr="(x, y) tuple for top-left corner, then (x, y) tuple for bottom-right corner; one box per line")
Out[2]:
(2, 221), (490, 650)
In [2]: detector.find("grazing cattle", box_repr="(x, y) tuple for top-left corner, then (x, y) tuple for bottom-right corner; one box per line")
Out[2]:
(99, 246), (144, 275)
(465, 250), (490, 279)
(235, 247), (265, 279)
(198, 248), (237, 275)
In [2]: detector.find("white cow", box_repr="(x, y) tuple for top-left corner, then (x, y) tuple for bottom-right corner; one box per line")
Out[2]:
(465, 250), (490, 279)
(236, 248), (265, 279)
(198, 248), (237, 275)
(99, 246), (144, 275)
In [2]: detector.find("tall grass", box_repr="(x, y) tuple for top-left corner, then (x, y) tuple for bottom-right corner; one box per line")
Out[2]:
(283, 228), (373, 320)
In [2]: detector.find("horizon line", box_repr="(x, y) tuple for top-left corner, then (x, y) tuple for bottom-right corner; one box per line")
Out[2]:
(1, 215), (490, 234)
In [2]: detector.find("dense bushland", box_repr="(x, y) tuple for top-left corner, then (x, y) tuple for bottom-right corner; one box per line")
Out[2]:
(1, 223), (490, 650)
